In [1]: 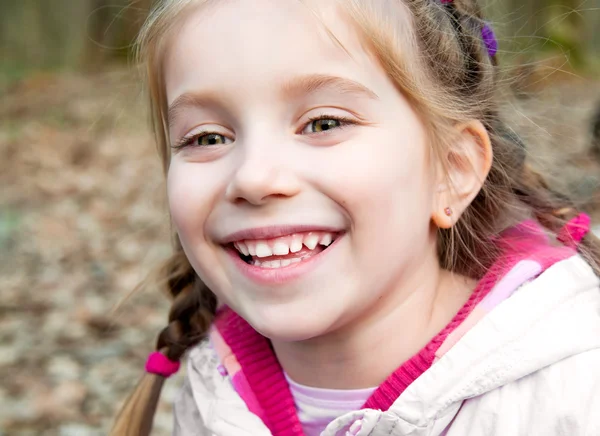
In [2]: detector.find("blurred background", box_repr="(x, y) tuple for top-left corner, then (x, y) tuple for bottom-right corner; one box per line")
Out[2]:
(1, 1), (599, 435)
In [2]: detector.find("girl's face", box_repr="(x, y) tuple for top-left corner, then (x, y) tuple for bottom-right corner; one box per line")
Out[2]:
(165, 0), (439, 341)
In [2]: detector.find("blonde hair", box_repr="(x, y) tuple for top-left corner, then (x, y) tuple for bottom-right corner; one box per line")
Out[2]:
(111, 0), (600, 434)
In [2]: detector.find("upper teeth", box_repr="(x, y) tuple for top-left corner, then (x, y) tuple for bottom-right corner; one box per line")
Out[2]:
(233, 232), (335, 258)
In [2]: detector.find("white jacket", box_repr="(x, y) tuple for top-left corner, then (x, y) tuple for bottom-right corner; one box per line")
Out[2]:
(173, 255), (600, 435)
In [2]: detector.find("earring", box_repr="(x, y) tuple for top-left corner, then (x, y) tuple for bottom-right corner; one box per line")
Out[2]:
(433, 206), (454, 229)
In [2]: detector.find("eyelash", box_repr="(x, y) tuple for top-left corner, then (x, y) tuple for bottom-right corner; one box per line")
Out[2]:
(172, 131), (226, 151)
(304, 114), (357, 134)
(171, 114), (358, 151)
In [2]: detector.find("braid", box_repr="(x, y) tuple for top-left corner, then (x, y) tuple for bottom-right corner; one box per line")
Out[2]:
(158, 259), (217, 361)
(489, 108), (600, 276)
(516, 163), (600, 276)
(111, 242), (217, 436)
(111, 1), (223, 433)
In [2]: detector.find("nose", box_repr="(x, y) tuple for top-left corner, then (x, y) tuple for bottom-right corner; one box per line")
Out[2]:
(225, 145), (301, 206)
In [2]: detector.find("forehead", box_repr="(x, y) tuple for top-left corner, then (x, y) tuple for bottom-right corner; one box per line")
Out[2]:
(163, 0), (388, 105)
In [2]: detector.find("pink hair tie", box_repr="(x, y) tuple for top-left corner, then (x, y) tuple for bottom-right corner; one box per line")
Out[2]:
(145, 351), (181, 378)
(557, 213), (591, 248)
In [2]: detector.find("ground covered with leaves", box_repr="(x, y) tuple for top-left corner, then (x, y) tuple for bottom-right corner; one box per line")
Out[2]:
(1, 68), (177, 436)
(0, 66), (599, 435)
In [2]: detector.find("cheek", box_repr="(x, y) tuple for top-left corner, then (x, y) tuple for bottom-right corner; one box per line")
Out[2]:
(333, 133), (432, 220)
(325, 127), (435, 274)
(166, 161), (233, 299)
(166, 161), (215, 239)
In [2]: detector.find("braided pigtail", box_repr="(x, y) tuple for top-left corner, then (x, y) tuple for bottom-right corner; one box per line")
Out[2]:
(109, 2), (221, 434)
(514, 164), (600, 275)
(111, 245), (217, 436)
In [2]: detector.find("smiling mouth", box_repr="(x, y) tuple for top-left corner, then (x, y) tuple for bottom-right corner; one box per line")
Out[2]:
(228, 231), (340, 269)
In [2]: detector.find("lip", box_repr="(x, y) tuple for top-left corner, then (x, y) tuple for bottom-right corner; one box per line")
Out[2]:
(225, 233), (344, 285)
(220, 225), (343, 244)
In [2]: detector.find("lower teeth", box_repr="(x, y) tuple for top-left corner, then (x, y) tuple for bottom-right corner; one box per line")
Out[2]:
(236, 240), (335, 268)
(253, 257), (303, 268)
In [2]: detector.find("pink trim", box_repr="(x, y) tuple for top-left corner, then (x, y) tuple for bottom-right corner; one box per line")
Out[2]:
(434, 306), (488, 361)
(230, 372), (267, 421)
(214, 310), (304, 436)
(145, 351), (180, 378)
(557, 213), (591, 248)
(211, 327), (267, 421)
(210, 328), (242, 375)
(479, 260), (542, 310)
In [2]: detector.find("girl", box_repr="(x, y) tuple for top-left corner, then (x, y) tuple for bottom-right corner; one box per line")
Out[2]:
(112, 0), (600, 435)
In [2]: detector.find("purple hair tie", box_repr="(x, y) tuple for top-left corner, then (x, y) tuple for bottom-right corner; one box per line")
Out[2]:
(440, 0), (498, 57)
(481, 23), (498, 57)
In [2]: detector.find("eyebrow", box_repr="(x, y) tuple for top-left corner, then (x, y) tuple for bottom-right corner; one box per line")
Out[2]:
(168, 91), (222, 130)
(167, 74), (379, 129)
(280, 73), (380, 101)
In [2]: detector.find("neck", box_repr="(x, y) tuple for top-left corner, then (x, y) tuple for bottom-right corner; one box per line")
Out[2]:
(271, 252), (475, 390)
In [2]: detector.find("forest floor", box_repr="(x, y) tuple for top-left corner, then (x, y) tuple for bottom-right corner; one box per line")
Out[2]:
(1, 65), (600, 435)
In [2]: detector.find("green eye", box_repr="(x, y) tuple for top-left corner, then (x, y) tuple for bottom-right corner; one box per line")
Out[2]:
(311, 119), (341, 133)
(197, 133), (226, 145)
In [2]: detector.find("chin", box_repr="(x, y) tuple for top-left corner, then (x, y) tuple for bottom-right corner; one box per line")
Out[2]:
(241, 303), (334, 343)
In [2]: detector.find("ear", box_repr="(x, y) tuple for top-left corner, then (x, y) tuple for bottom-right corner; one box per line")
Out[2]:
(432, 120), (493, 229)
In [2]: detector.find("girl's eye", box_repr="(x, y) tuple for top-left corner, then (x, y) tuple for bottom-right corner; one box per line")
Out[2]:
(301, 116), (355, 135)
(173, 132), (231, 151)
(197, 133), (227, 146)
(310, 119), (341, 133)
